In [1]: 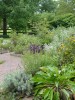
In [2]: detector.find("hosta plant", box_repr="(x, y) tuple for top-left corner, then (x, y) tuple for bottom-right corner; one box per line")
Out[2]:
(33, 65), (75, 100)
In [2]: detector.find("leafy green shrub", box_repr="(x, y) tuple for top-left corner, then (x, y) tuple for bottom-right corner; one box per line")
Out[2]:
(28, 13), (54, 44)
(22, 52), (52, 75)
(44, 27), (75, 66)
(0, 38), (3, 49)
(38, 32), (54, 44)
(9, 31), (20, 46)
(29, 12), (54, 35)
(14, 45), (25, 54)
(50, 13), (75, 28)
(45, 27), (71, 53)
(3, 71), (33, 99)
(10, 33), (42, 54)
(0, 38), (3, 43)
(1, 41), (11, 50)
(0, 92), (15, 100)
(17, 34), (41, 46)
(57, 36), (75, 65)
(0, 39), (12, 51)
(35, 18), (52, 44)
(33, 66), (75, 100)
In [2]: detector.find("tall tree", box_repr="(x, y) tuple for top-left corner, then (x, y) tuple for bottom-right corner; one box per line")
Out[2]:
(0, 0), (40, 36)
(0, 0), (20, 36)
(9, 0), (40, 33)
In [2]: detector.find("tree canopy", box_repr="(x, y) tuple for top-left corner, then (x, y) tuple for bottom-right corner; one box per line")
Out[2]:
(39, 0), (56, 12)
(56, 0), (75, 14)
(0, 0), (41, 35)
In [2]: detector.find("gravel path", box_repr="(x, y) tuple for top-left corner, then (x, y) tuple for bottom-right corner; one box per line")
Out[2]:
(0, 53), (33, 100)
(0, 53), (23, 83)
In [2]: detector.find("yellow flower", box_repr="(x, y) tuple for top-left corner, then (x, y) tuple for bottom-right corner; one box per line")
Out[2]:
(73, 39), (75, 42)
(60, 43), (65, 49)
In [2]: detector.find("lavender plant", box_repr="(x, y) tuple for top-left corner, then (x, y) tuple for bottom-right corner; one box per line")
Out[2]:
(3, 71), (33, 99)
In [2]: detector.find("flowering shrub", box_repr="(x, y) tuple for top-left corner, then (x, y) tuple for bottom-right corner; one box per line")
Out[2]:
(29, 44), (44, 54)
(57, 36), (75, 65)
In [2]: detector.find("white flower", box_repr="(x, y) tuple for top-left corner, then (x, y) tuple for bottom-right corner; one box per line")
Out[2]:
(44, 44), (53, 51)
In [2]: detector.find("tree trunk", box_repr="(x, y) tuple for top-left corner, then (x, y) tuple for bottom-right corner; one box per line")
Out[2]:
(3, 16), (7, 36)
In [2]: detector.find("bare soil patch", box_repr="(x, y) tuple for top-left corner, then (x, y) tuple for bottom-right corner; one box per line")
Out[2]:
(0, 53), (23, 82)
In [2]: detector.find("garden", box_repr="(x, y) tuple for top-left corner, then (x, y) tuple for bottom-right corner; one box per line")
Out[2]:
(0, 0), (75, 100)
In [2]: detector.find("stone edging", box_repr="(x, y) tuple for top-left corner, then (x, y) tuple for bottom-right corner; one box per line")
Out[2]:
(10, 52), (22, 57)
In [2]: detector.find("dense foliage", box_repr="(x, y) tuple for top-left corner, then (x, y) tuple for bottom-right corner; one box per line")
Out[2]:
(2, 71), (33, 99)
(0, 0), (41, 35)
(50, 13), (75, 28)
(33, 65), (75, 100)
(0, 0), (75, 99)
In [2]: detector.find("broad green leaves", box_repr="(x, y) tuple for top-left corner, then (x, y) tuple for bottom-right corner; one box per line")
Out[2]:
(33, 66), (75, 99)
